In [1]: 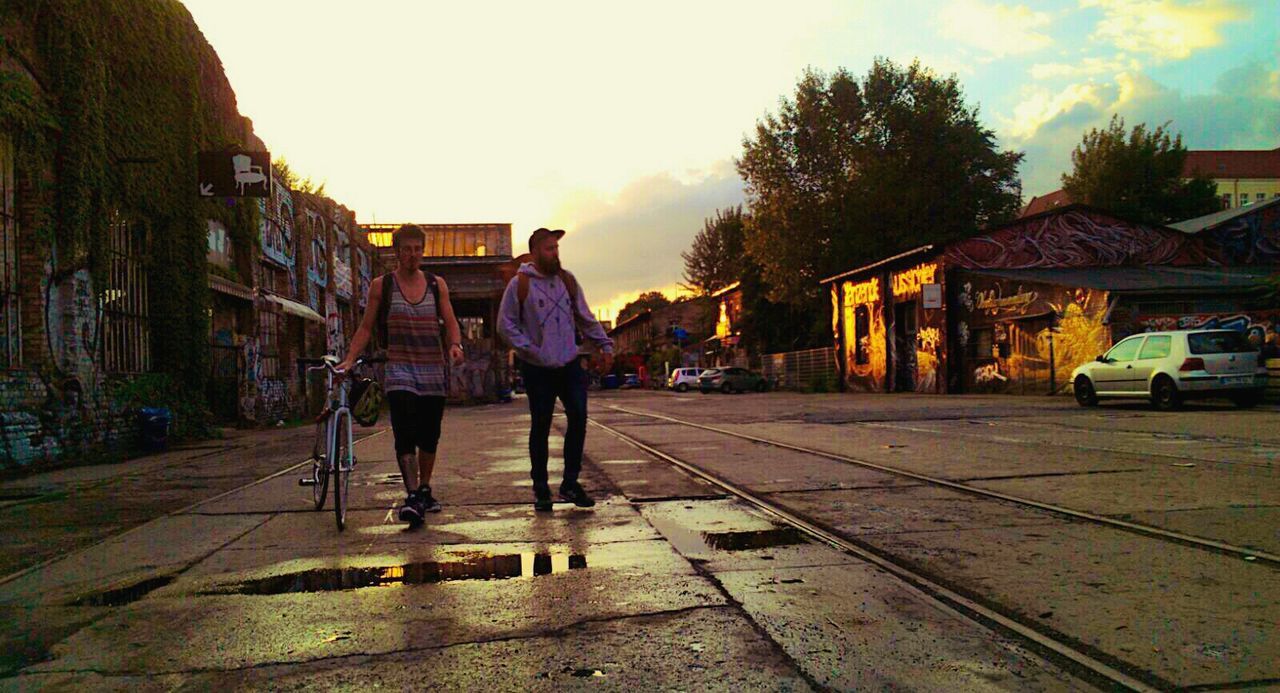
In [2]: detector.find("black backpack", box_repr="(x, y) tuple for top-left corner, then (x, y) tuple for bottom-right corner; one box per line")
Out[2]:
(375, 271), (440, 350)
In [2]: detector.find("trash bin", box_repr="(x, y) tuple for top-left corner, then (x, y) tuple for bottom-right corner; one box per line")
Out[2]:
(602, 374), (620, 389)
(138, 406), (172, 453)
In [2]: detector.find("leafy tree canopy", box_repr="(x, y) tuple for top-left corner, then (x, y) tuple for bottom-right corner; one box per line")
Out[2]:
(682, 206), (747, 296)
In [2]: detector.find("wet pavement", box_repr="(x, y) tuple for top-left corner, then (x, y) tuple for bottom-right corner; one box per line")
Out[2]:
(0, 393), (1095, 690)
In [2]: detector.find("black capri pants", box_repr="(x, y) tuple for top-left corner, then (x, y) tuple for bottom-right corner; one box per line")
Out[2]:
(387, 391), (446, 457)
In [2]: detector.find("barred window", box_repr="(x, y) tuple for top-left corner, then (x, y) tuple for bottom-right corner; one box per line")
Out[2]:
(101, 212), (150, 373)
(1, 134), (18, 368)
(258, 307), (282, 379)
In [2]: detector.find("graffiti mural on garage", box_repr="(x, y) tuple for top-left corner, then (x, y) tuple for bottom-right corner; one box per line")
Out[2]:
(945, 208), (1211, 269)
(1200, 202), (1280, 265)
(1133, 312), (1279, 351)
(840, 277), (886, 392)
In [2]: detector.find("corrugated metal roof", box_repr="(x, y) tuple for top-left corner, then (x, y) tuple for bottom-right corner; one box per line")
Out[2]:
(1169, 195), (1280, 234)
(968, 266), (1273, 294)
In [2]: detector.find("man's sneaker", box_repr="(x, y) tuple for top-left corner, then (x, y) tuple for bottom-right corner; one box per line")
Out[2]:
(533, 485), (553, 512)
(559, 483), (595, 508)
(398, 491), (424, 525)
(418, 485), (442, 513)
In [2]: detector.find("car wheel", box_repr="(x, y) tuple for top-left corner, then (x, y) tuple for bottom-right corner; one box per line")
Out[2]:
(1073, 376), (1098, 407)
(675, 383), (688, 393)
(721, 382), (734, 394)
(755, 381), (767, 393)
(1231, 391), (1261, 408)
(1150, 375), (1181, 411)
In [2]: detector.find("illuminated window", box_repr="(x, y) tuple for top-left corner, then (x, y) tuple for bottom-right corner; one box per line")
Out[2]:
(460, 316), (485, 341)
(475, 244), (487, 257)
(102, 212), (150, 373)
(0, 134), (18, 368)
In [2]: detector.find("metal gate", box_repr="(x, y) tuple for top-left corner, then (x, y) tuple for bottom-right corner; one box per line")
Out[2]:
(209, 343), (241, 422)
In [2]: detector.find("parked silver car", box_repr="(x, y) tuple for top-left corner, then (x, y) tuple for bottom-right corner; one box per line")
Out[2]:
(667, 367), (705, 392)
(1071, 329), (1266, 410)
(698, 367), (768, 394)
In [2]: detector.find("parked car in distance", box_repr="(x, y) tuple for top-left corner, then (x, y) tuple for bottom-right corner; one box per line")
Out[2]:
(698, 367), (768, 394)
(621, 373), (641, 388)
(668, 367), (706, 392)
(1070, 329), (1266, 410)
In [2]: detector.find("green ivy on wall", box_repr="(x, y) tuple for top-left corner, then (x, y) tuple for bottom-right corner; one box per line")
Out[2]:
(23, 0), (261, 400)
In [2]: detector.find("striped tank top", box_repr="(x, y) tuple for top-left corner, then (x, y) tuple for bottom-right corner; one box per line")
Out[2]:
(384, 273), (448, 397)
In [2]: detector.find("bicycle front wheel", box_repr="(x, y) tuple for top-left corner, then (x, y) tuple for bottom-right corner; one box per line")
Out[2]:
(311, 419), (329, 511)
(333, 411), (353, 531)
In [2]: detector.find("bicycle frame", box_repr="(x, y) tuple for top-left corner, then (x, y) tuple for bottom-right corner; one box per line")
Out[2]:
(300, 355), (371, 530)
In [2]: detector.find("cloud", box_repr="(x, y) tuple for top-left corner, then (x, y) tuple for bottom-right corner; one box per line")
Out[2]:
(937, 1), (1054, 58)
(549, 162), (745, 322)
(1081, 0), (1248, 61)
(1011, 63), (1280, 196)
(1005, 82), (1116, 140)
(1029, 56), (1141, 80)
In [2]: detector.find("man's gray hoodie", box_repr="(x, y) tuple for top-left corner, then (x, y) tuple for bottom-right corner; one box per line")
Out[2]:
(498, 263), (614, 368)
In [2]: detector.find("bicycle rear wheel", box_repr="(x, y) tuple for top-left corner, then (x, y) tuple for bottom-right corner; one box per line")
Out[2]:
(311, 419), (329, 510)
(333, 411), (353, 531)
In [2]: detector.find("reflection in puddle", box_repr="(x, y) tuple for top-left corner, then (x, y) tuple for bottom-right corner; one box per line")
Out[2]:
(72, 575), (176, 606)
(205, 553), (588, 595)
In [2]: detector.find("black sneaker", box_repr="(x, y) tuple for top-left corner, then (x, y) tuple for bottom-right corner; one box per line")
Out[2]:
(559, 483), (595, 508)
(533, 485), (553, 512)
(398, 491), (424, 525)
(418, 485), (442, 513)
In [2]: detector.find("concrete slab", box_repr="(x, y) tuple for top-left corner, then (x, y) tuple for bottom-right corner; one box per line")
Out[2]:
(718, 564), (1085, 691)
(13, 607), (813, 692)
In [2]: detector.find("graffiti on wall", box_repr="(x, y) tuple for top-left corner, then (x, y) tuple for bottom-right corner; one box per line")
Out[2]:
(1134, 312), (1279, 351)
(840, 277), (886, 392)
(43, 266), (99, 388)
(891, 263), (937, 299)
(325, 292), (343, 356)
(945, 209), (1211, 269)
(1200, 202), (1280, 265)
(240, 336), (261, 420)
(974, 362), (1007, 384)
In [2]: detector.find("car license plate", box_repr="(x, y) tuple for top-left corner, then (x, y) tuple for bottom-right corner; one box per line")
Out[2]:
(1219, 375), (1252, 386)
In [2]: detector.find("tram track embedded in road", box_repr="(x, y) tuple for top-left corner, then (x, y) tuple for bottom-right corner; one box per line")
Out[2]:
(589, 416), (1164, 692)
(600, 404), (1279, 567)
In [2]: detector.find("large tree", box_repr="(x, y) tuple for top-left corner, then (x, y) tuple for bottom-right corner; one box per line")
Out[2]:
(616, 291), (672, 324)
(681, 206), (747, 296)
(737, 59), (1023, 306)
(1062, 115), (1220, 225)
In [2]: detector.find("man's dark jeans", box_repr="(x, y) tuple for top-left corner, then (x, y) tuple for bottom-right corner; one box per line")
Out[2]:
(520, 357), (588, 490)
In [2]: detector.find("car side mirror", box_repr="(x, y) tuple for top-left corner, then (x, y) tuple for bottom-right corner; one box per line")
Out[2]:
(1095, 355), (1108, 363)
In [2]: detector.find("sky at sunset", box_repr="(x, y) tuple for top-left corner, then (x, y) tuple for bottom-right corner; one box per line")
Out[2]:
(181, 0), (1279, 321)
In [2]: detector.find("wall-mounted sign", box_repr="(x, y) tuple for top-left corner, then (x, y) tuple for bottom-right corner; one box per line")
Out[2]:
(198, 151), (271, 197)
(922, 283), (942, 309)
(892, 263), (937, 298)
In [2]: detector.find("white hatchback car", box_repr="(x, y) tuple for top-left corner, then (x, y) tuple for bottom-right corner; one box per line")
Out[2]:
(667, 367), (705, 392)
(1071, 329), (1266, 410)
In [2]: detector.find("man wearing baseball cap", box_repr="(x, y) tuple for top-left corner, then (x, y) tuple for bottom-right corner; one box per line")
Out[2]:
(498, 227), (614, 511)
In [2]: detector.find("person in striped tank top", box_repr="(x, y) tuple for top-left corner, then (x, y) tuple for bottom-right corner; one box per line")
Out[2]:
(340, 224), (464, 526)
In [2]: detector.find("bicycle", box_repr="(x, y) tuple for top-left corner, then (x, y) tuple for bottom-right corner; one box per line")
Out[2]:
(297, 354), (383, 530)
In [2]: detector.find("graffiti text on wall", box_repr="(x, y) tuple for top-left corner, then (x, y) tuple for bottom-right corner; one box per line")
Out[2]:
(844, 277), (880, 306)
(975, 286), (1038, 315)
(1138, 313), (1276, 349)
(974, 362), (1007, 384)
(892, 264), (936, 299)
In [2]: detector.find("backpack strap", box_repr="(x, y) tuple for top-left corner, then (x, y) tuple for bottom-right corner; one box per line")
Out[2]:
(376, 272), (395, 348)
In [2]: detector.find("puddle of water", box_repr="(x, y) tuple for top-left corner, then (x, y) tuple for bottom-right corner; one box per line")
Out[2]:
(204, 553), (588, 595)
(72, 575), (176, 607)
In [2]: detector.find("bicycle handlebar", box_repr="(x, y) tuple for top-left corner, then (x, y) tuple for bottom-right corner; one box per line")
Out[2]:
(297, 355), (387, 375)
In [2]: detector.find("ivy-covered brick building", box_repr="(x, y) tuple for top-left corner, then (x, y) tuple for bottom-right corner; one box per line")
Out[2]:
(0, 1), (385, 469)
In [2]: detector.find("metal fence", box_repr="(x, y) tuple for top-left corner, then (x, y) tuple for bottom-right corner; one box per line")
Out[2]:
(761, 347), (837, 391)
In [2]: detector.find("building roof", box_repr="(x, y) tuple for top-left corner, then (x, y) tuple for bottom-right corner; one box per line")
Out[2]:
(710, 281), (741, 298)
(1169, 195), (1280, 234)
(1020, 189), (1073, 217)
(819, 245), (936, 285)
(968, 266), (1274, 295)
(1183, 148), (1280, 179)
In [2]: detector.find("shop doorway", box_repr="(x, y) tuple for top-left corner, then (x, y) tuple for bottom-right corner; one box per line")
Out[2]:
(894, 301), (917, 392)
